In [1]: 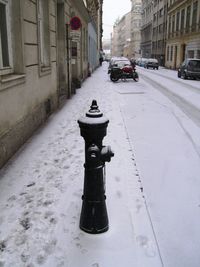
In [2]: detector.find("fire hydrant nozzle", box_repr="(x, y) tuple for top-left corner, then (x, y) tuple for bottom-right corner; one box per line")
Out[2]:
(101, 146), (114, 162)
(78, 100), (114, 234)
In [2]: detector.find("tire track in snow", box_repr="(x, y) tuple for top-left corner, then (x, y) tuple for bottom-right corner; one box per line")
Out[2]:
(140, 73), (200, 128)
(139, 68), (200, 93)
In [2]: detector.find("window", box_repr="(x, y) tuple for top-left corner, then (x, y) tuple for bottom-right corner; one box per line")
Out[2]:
(168, 16), (171, 37)
(159, 8), (163, 17)
(0, 0), (25, 90)
(187, 50), (194, 58)
(167, 46), (170, 61)
(159, 24), (163, 33)
(172, 15), (175, 35)
(176, 11), (180, 32)
(192, 1), (198, 31)
(38, 0), (50, 70)
(186, 5), (191, 31)
(170, 46), (173, 61)
(180, 9), (185, 32)
(0, 0), (12, 72)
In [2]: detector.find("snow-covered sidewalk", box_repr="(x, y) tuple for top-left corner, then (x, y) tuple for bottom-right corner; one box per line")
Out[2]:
(0, 65), (162, 266)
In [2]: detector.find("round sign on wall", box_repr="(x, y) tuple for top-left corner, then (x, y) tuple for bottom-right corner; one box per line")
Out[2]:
(70, 16), (81, 30)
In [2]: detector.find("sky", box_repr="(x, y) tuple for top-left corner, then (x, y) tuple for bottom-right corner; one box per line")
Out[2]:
(0, 64), (200, 266)
(102, 0), (132, 40)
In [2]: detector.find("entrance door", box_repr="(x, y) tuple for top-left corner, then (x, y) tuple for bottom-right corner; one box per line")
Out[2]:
(180, 44), (186, 63)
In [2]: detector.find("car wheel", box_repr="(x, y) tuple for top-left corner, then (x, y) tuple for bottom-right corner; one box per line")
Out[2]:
(183, 72), (187, 79)
(177, 71), (181, 78)
(110, 74), (119, 82)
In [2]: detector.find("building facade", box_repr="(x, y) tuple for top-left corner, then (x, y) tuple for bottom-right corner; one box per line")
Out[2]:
(165, 0), (200, 69)
(85, 0), (101, 72)
(141, 0), (154, 58)
(111, 12), (131, 57)
(151, 0), (167, 66)
(0, 0), (102, 168)
(130, 0), (142, 59)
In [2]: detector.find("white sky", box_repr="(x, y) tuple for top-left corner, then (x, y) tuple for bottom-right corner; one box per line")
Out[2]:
(103, 0), (132, 40)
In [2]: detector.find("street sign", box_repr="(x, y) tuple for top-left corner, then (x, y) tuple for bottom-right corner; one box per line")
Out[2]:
(70, 16), (81, 30)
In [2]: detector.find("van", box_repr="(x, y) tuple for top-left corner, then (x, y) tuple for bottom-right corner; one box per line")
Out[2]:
(177, 58), (200, 80)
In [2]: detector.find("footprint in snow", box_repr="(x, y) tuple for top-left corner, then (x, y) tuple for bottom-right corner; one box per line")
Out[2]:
(116, 191), (122, 198)
(15, 233), (27, 246)
(7, 195), (17, 202)
(44, 210), (54, 219)
(115, 176), (121, 182)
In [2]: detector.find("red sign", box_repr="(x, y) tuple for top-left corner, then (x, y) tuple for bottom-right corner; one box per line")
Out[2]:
(70, 16), (81, 30)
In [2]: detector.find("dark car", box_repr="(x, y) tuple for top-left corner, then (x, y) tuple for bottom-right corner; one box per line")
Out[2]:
(108, 57), (130, 74)
(178, 58), (200, 80)
(144, 58), (159, 70)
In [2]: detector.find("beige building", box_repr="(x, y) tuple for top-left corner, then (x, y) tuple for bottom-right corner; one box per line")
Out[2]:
(130, 0), (142, 59)
(111, 12), (131, 57)
(165, 0), (200, 69)
(111, 25), (119, 56)
(0, 0), (102, 168)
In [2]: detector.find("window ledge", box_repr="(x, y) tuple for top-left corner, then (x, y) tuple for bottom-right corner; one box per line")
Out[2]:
(0, 74), (26, 91)
(39, 66), (51, 77)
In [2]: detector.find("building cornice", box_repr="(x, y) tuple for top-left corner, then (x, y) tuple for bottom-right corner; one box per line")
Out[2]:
(168, 0), (188, 13)
(73, 0), (91, 22)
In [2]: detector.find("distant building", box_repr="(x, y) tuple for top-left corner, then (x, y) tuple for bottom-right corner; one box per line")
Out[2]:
(111, 12), (131, 57)
(141, 0), (154, 58)
(165, 0), (200, 69)
(130, 0), (142, 60)
(151, 0), (167, 66)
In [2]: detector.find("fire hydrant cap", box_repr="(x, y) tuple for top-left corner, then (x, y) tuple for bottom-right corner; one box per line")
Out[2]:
(78, 100), (109, 126)
(86, 100), (103, 118)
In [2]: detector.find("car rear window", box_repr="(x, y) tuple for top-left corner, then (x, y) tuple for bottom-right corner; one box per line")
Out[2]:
(148, 59), (158, 63)
(114, 61), (130, 67)
(188, 60), (200, 70)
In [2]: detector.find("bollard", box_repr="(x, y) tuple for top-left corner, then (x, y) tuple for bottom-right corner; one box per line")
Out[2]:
(78, 100), (114, 234)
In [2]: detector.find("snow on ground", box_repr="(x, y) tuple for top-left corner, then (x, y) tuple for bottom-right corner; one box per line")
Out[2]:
(0, 62), (200, 267)
(111, 66), (200, 267)
(138, 66), (200, 90)
(138, 67), (200, 111)
(0, 64), (162, 267)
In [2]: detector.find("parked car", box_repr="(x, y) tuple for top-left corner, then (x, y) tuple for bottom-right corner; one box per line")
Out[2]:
(108, 57), (130, 74)
(137, 58), (148, 67)
(144, 58), (159, 69)
(177, 58), (200, 80)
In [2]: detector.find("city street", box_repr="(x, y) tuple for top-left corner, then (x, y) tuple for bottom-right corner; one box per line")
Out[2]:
(0, 62), (200, 267)
(115, 64), (200, 267)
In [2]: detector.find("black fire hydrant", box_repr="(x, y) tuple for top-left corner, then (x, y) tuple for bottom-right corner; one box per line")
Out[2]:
(78, 100), (114, 234)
